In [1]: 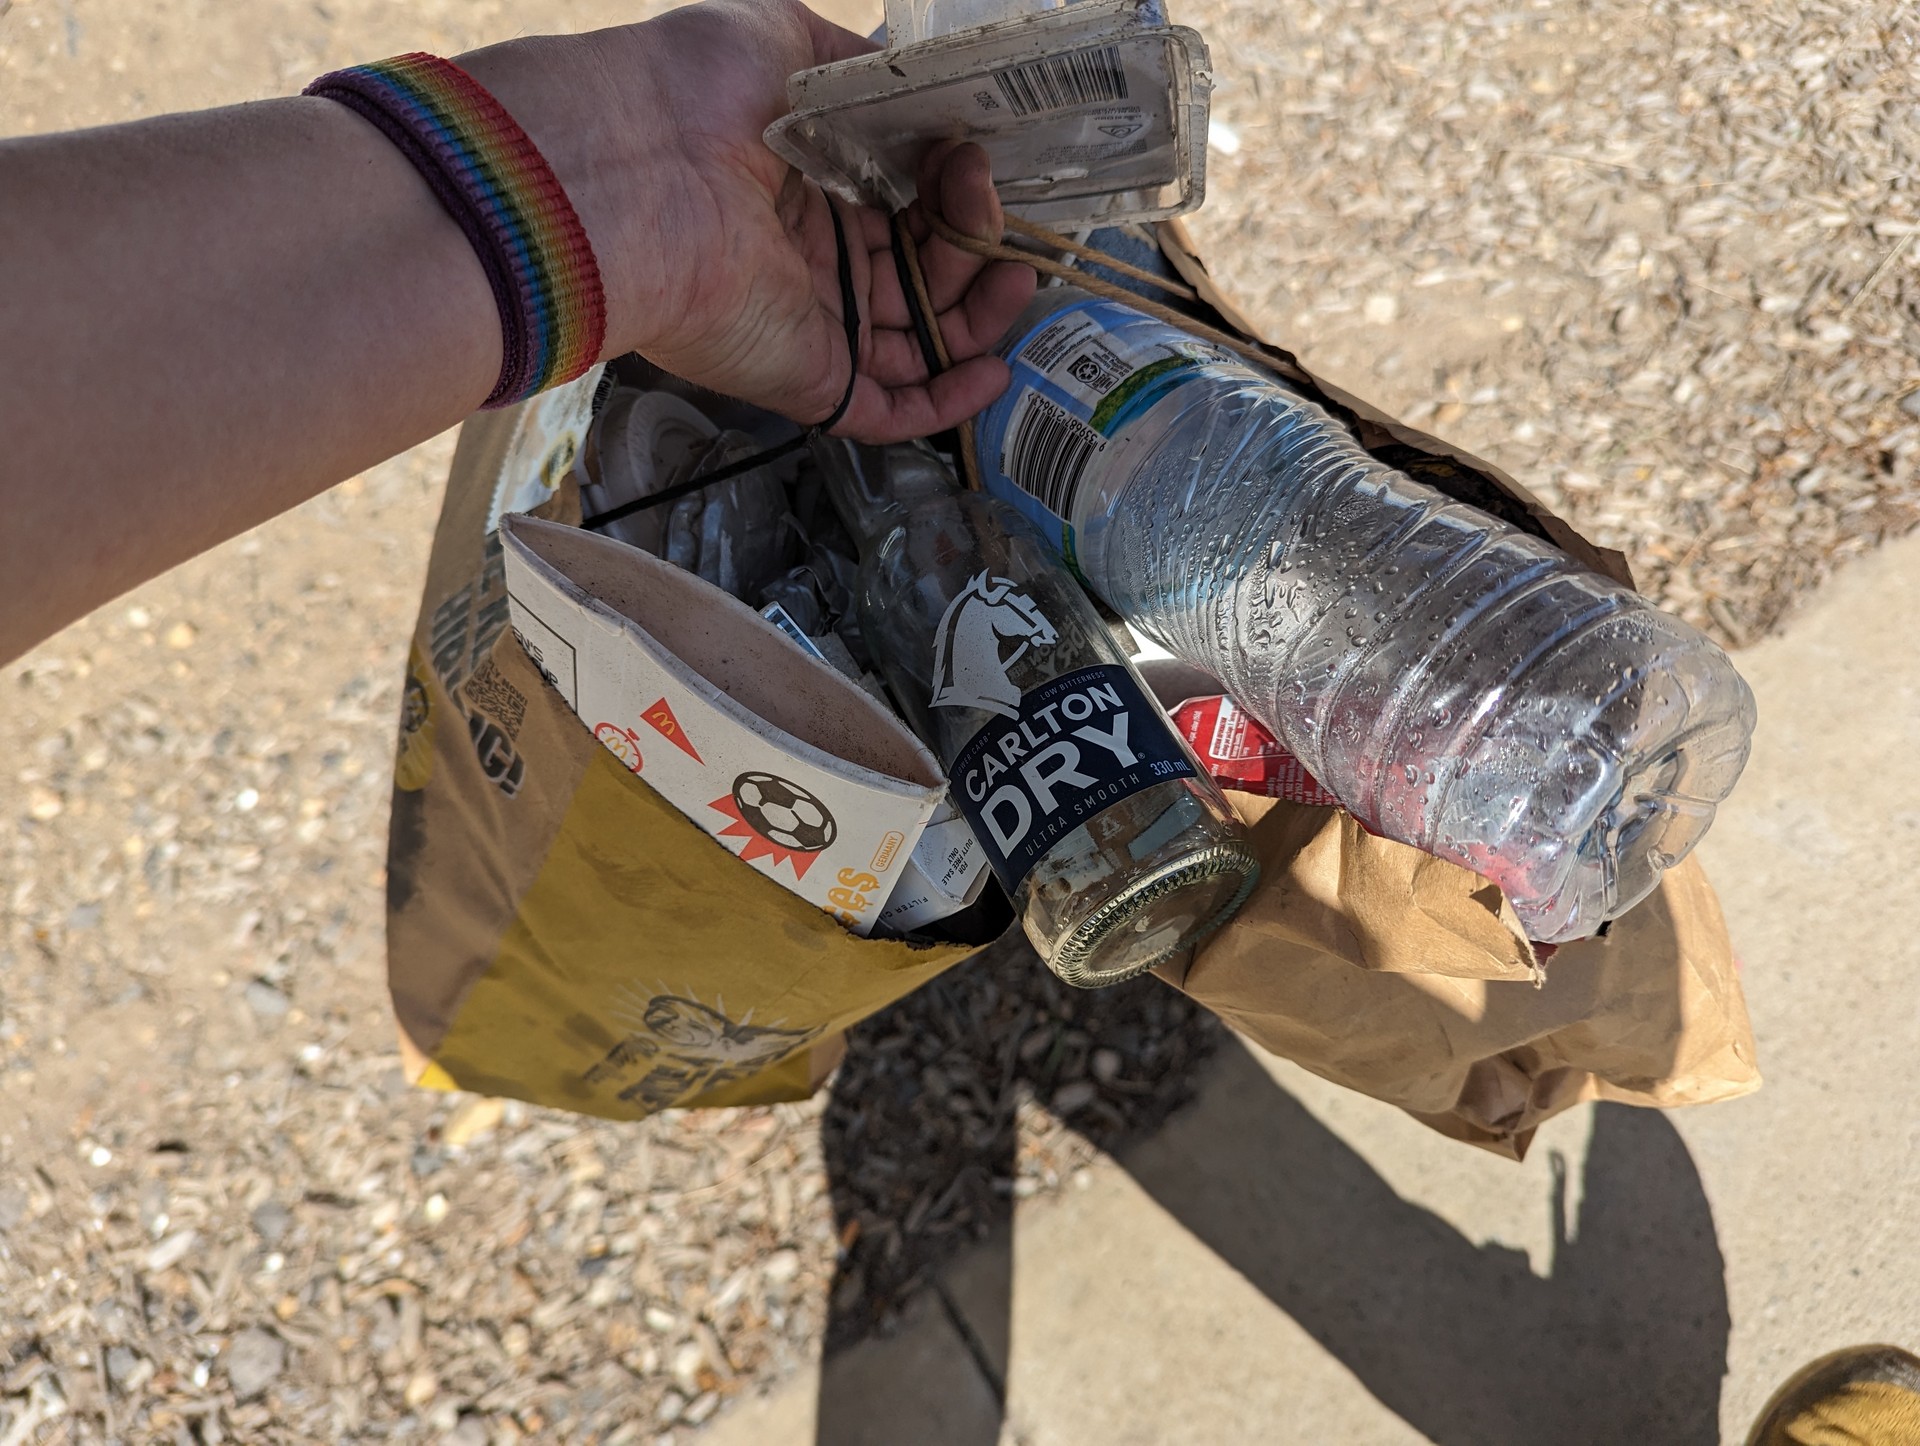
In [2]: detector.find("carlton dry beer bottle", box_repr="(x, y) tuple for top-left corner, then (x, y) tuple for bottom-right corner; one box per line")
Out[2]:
(816, 439), (1259, 987)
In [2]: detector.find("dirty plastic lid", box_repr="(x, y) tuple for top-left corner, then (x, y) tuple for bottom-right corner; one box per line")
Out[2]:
(885, 0), (1070, 47)
(765, 0), (1211, 229)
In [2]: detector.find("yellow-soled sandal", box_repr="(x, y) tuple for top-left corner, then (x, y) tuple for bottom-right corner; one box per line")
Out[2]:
(1747, 1346), (1920, 1446)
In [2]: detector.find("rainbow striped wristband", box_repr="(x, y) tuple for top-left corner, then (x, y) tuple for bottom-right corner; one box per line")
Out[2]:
(305, 53), (607, 410)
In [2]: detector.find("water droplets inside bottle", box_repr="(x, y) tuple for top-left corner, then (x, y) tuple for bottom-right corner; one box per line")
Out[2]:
(982, 287), (1756, 943)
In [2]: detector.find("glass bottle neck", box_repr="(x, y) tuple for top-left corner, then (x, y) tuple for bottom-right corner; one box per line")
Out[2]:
(812, 437), (960, 551)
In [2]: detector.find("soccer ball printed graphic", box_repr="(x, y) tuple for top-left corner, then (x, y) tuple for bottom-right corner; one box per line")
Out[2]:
(732, 772), (837, 854)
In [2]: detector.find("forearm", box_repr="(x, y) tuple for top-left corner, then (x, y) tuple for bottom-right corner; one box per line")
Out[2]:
(0, 1), (1032, 666)
(0, 95), (500, 664)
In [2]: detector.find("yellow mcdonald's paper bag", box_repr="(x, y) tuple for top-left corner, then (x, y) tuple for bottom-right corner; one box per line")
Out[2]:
(386, 380), (994, 1119)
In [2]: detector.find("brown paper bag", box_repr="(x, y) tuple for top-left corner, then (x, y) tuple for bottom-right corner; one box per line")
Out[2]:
(1133, 224), (1758, 1155)
(1156, 797), (1757, 1157)
(384, 227), (1758, 1153)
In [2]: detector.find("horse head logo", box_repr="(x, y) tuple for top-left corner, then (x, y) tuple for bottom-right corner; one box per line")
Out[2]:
(929, 572), (1058, 719)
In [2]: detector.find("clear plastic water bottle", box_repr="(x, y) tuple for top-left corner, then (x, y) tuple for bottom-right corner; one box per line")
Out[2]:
(977, 287), (1756, 943)
(815, 438), (1259, 986)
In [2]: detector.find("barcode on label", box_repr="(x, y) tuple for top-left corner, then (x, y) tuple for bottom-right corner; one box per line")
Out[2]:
(991, 45), (1128, 118)
(1006, 393), (1102, 521)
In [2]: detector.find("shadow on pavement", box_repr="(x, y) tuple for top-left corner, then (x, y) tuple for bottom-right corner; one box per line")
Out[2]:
(1122, 1048), (1729, 1446)
(815, 933), (1226, 1351)
(813, 939), (1728, 1446)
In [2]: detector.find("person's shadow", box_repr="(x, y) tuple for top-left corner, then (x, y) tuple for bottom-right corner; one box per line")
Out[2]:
(813, 932), (1729, 1446)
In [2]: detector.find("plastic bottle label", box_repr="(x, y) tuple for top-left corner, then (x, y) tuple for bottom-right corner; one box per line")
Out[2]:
(946, 662), (1198, 891)
(979, 297), (1228, 566)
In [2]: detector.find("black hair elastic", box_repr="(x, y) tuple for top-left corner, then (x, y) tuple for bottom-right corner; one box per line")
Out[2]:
(889, 211), (945, 381)
(582, 193), (861, 532)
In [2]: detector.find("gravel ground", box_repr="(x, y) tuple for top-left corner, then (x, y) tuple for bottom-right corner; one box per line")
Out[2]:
(0, 474), (1213, 1439)
(4, 0), (1916, 1442)
(1183, 0), (1920, 647)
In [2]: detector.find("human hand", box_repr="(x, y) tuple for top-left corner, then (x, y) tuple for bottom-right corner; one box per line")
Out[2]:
(461, 0), (1038, 443)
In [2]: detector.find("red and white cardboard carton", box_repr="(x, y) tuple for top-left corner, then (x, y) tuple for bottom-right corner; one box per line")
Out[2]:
(501, 515), (946, 936)
(1171, 693), (1342, 807)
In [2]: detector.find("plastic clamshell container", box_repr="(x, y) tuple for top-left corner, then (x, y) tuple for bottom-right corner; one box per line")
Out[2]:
(884, 0), (1073, 48)
(764, 0), (1211, 228)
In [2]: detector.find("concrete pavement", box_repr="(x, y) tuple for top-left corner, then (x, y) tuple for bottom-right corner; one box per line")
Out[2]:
(704, 533), (1920, 1444)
